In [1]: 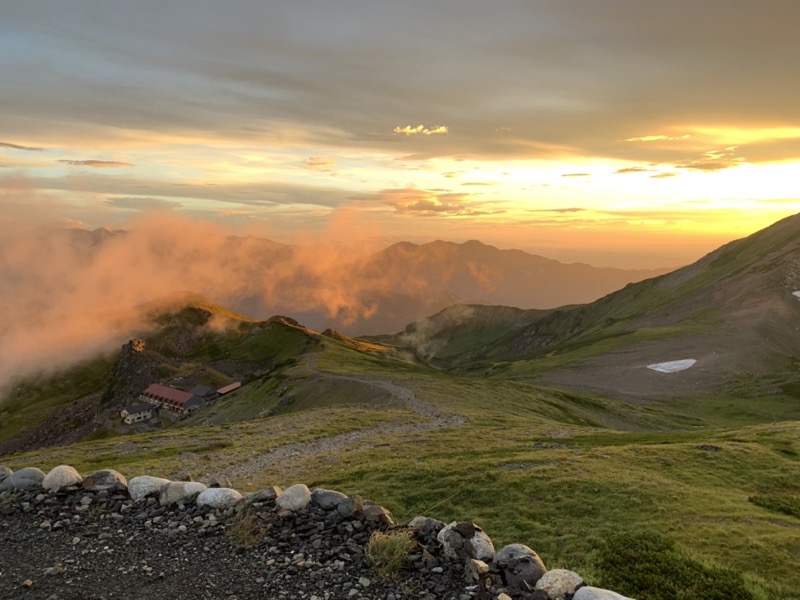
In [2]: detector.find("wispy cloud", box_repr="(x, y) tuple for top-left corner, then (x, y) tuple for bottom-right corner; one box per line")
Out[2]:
(675, 147), (744, 171)
(360, 187), (499, 217)
(393, 125), (449, 136)
(527, 207), (587, 213)
(561, 172), (591, 178)
(625, 134), (691, 142)
(615, 166), (653, 174)
(0, 141), (44, 151)
(304, 156), (336, 170)
(650, 172), (677, 179)
(105, 196), (182, 211)
(59, 160), (133, 168)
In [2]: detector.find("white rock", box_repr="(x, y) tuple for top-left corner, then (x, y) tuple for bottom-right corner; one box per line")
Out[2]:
(573, 586), (637, 600)
(276, 484), (311, 512)
(535, 569), (584, 599)
(42, 465), (83, 491)
(196, 487), (243, 509)
(128, 476), (171, 502)
(159, 481), (207, 506)
(646, 359), (696, 373)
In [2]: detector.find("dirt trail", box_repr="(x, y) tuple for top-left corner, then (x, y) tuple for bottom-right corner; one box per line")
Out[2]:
(206, 359), (465, 485)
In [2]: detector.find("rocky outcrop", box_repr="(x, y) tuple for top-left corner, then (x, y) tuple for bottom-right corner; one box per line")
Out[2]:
(0, 463), (636, 600)
(101, 339), (162, 408)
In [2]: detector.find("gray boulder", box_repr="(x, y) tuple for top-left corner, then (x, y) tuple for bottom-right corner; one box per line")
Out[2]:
(437, 521), (495, 561)
(276, 484), (311, 512)
(0, 467), (45, 492)
(573, 586), (637, 600)
(535, 568), (584, 599)
(196, 487), (243, 510)
(81, 469), (128, 493)
(42, 465), (83, 491)
(409, 516), (445, 532)
(495, 544), (547, 591)
(363, 502), (395, 527)
(311, 488), (348, 510)
(0, 466), (11, 484)
(159, 481), (207, 506)
(336, 495), (364, 518)
(128, 476), (171, 502)
(244, 486), (282, 504)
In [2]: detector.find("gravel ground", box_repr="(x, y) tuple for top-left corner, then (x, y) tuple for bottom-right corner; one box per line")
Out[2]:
(0, 487), (473, 600)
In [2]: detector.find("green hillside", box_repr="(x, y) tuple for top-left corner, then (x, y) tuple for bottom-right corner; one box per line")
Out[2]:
(4, 215), (800, 598)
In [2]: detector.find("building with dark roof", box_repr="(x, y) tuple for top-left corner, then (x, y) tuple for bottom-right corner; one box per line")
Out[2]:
(120, 403), (155, 424)
(140, 383), (205, 415)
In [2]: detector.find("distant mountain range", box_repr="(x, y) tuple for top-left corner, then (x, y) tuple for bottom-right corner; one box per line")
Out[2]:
(40, 229), (671, 336)
(378, 212), (800, 402)
(197, 237), (670, 335)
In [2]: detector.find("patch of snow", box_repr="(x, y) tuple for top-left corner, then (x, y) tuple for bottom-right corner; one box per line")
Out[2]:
(792, 291), (800, 299)
(647, 359), (697, 373)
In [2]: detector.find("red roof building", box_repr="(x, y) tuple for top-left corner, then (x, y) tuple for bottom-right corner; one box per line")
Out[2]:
(140, 384), (204, 414)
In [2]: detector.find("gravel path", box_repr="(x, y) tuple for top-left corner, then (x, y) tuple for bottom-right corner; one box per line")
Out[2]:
(208, 373), (465, 485)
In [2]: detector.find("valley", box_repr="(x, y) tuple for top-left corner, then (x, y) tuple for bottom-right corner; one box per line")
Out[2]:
(3, 215), (800, 599)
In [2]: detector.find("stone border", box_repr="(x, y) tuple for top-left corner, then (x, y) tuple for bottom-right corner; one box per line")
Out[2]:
(0, 464), (634, 600)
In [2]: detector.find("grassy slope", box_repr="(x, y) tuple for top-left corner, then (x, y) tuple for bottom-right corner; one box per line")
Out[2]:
(0, 354), (116, 444)
(5, 337), (799, 599)
(401, 213), (800, 374)
(5, 216), (800, 597)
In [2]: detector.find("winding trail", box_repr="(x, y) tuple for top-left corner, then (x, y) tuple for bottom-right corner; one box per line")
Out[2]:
(206, 359), (465, 484)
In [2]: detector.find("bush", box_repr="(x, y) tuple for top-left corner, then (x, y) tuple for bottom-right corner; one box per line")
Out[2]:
(595, 531), (754, 600)
(749, 494), (800, 519)
(365, 529), (416, 579)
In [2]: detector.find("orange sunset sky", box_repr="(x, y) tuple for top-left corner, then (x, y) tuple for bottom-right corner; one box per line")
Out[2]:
(1, 1), (799, 268)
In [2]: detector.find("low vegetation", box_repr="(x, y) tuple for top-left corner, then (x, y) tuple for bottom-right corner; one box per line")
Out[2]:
(595, 531), (755, 600)
(365, 530), (416, 579)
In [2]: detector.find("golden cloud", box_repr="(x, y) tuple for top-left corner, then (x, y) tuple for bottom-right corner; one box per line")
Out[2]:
(625, 134), (691, 142)
(393, 125), (450, 136)
(304, 156), (336, 169)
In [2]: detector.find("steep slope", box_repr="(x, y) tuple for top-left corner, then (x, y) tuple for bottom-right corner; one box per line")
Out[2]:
(339, 240), (667, 333)
(386, 213), (800, 400)
(494, 212), (800, 399)
(370, 304), (552, 366)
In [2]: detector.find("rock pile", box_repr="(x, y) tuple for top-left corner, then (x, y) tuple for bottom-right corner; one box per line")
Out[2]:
(0, 464), (635, 600)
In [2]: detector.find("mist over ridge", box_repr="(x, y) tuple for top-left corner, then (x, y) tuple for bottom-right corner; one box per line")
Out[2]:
(0, 211), (671, 392)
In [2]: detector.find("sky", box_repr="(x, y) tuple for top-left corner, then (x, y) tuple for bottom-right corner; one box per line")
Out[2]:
(2, 0), (799, 268)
